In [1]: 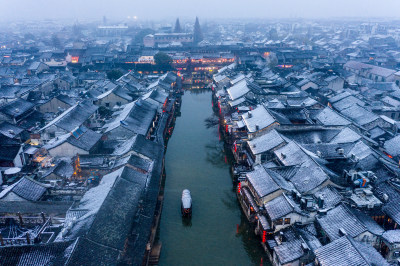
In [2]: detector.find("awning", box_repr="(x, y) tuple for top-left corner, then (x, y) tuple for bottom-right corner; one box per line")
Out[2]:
(24, 146), (38, 155)
(257, 214), (271, 231)
(242, 187), (259, 212)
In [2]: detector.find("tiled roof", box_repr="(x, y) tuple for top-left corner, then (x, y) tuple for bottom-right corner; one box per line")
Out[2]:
(315, 235), (388, 266)
(0, 98), (35, 118)
(8, 177), (48, 201)
(264, 193), (300, 220)
(247, 129), (285, 155)
(0, 240), (75, 266)
(246, 165), (280, 198)
(382, 230), (400, 244)
(317, 204), (370, 241)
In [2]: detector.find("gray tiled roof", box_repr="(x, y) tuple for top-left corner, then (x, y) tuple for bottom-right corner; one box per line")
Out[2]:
(313, 107), (351, 126)
(384, 135), (400, 157)
(0, 240), (75, 266)
(10, 177), (48, 201)
(382, 230), (400, 244)
(315, 235), (388, 266)
(0, 98), (35, 118)
(247, 129), (285, 155)
(264, 193), (300, 220)
(246, 165), (280, 198)
(314, 186), (342, 209)
(273, 229), (304, 264)
(317, 204), (367, 240)
(376, 181), (400, 224)
(242, 105), (277, 133)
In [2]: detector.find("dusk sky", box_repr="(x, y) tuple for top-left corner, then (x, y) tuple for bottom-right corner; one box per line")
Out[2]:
(1, 0), (400, 21)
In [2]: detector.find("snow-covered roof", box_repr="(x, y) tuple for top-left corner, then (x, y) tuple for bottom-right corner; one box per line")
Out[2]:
(242, 105), (277, 133)
(247, 129), (285, 155)
(227, 79), (250, 101)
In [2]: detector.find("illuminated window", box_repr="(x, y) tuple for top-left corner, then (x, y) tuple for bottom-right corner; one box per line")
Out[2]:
(276, 219), (283, 225)
(284, 218), (291, 224)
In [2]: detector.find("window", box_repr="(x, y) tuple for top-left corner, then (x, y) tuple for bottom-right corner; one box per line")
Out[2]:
(284, 218), (291, 224)
(275, 219), (283, 225)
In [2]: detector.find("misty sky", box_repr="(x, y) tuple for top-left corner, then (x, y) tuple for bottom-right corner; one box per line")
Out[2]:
(1, 0), (400, 21)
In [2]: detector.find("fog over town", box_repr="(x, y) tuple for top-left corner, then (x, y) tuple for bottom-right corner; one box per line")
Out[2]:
(1, 0), (400, 20)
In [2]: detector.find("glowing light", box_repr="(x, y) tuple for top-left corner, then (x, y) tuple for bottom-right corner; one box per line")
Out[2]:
(71, 56), (79, 63)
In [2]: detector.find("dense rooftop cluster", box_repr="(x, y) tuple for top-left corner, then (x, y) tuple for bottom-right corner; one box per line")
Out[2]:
(212, 21), (400, 265)
(1, 17), (400, 265)
(0, 19), (184, 264)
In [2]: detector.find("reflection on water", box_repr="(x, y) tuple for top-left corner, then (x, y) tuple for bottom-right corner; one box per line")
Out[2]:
(182, 217), (193, 227)
(204, 141), (227, 168)
(159, 90), (269, 266)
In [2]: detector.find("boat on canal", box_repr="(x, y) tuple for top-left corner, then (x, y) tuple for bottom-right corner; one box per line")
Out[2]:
(181, 189), (192, 217)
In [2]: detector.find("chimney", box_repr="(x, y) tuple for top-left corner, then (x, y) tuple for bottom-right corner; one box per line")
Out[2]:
(382, 193), (389, 202)
(318, 196), (324, 208)
(279, 231), (286, 243)
(300, 198), (306, 210)
(339, 228), (347, 236)
(255, 124), (260, 131)
(248, 111), (252, 118)
(301, 242), (310, 254)
(337, 148), (344, 155)
(378, 138), (385, 147)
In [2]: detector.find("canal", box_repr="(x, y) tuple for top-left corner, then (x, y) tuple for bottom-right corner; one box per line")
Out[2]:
(159, 90), (269, 265)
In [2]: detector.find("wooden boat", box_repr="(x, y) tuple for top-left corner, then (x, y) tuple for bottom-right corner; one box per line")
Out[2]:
(181, 189), (192, 217)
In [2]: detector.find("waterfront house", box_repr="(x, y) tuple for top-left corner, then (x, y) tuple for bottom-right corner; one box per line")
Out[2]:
(243, 165), (283, 206)
(270, 227), (314, 266)
(246, 129), (287, 165)
(102, 98), (158, 140)
(241, 105), (279, 139)
(264, 193), (310, 232)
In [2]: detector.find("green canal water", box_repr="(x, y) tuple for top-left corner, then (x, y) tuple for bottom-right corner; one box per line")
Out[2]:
(159, 90), (269, 266)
